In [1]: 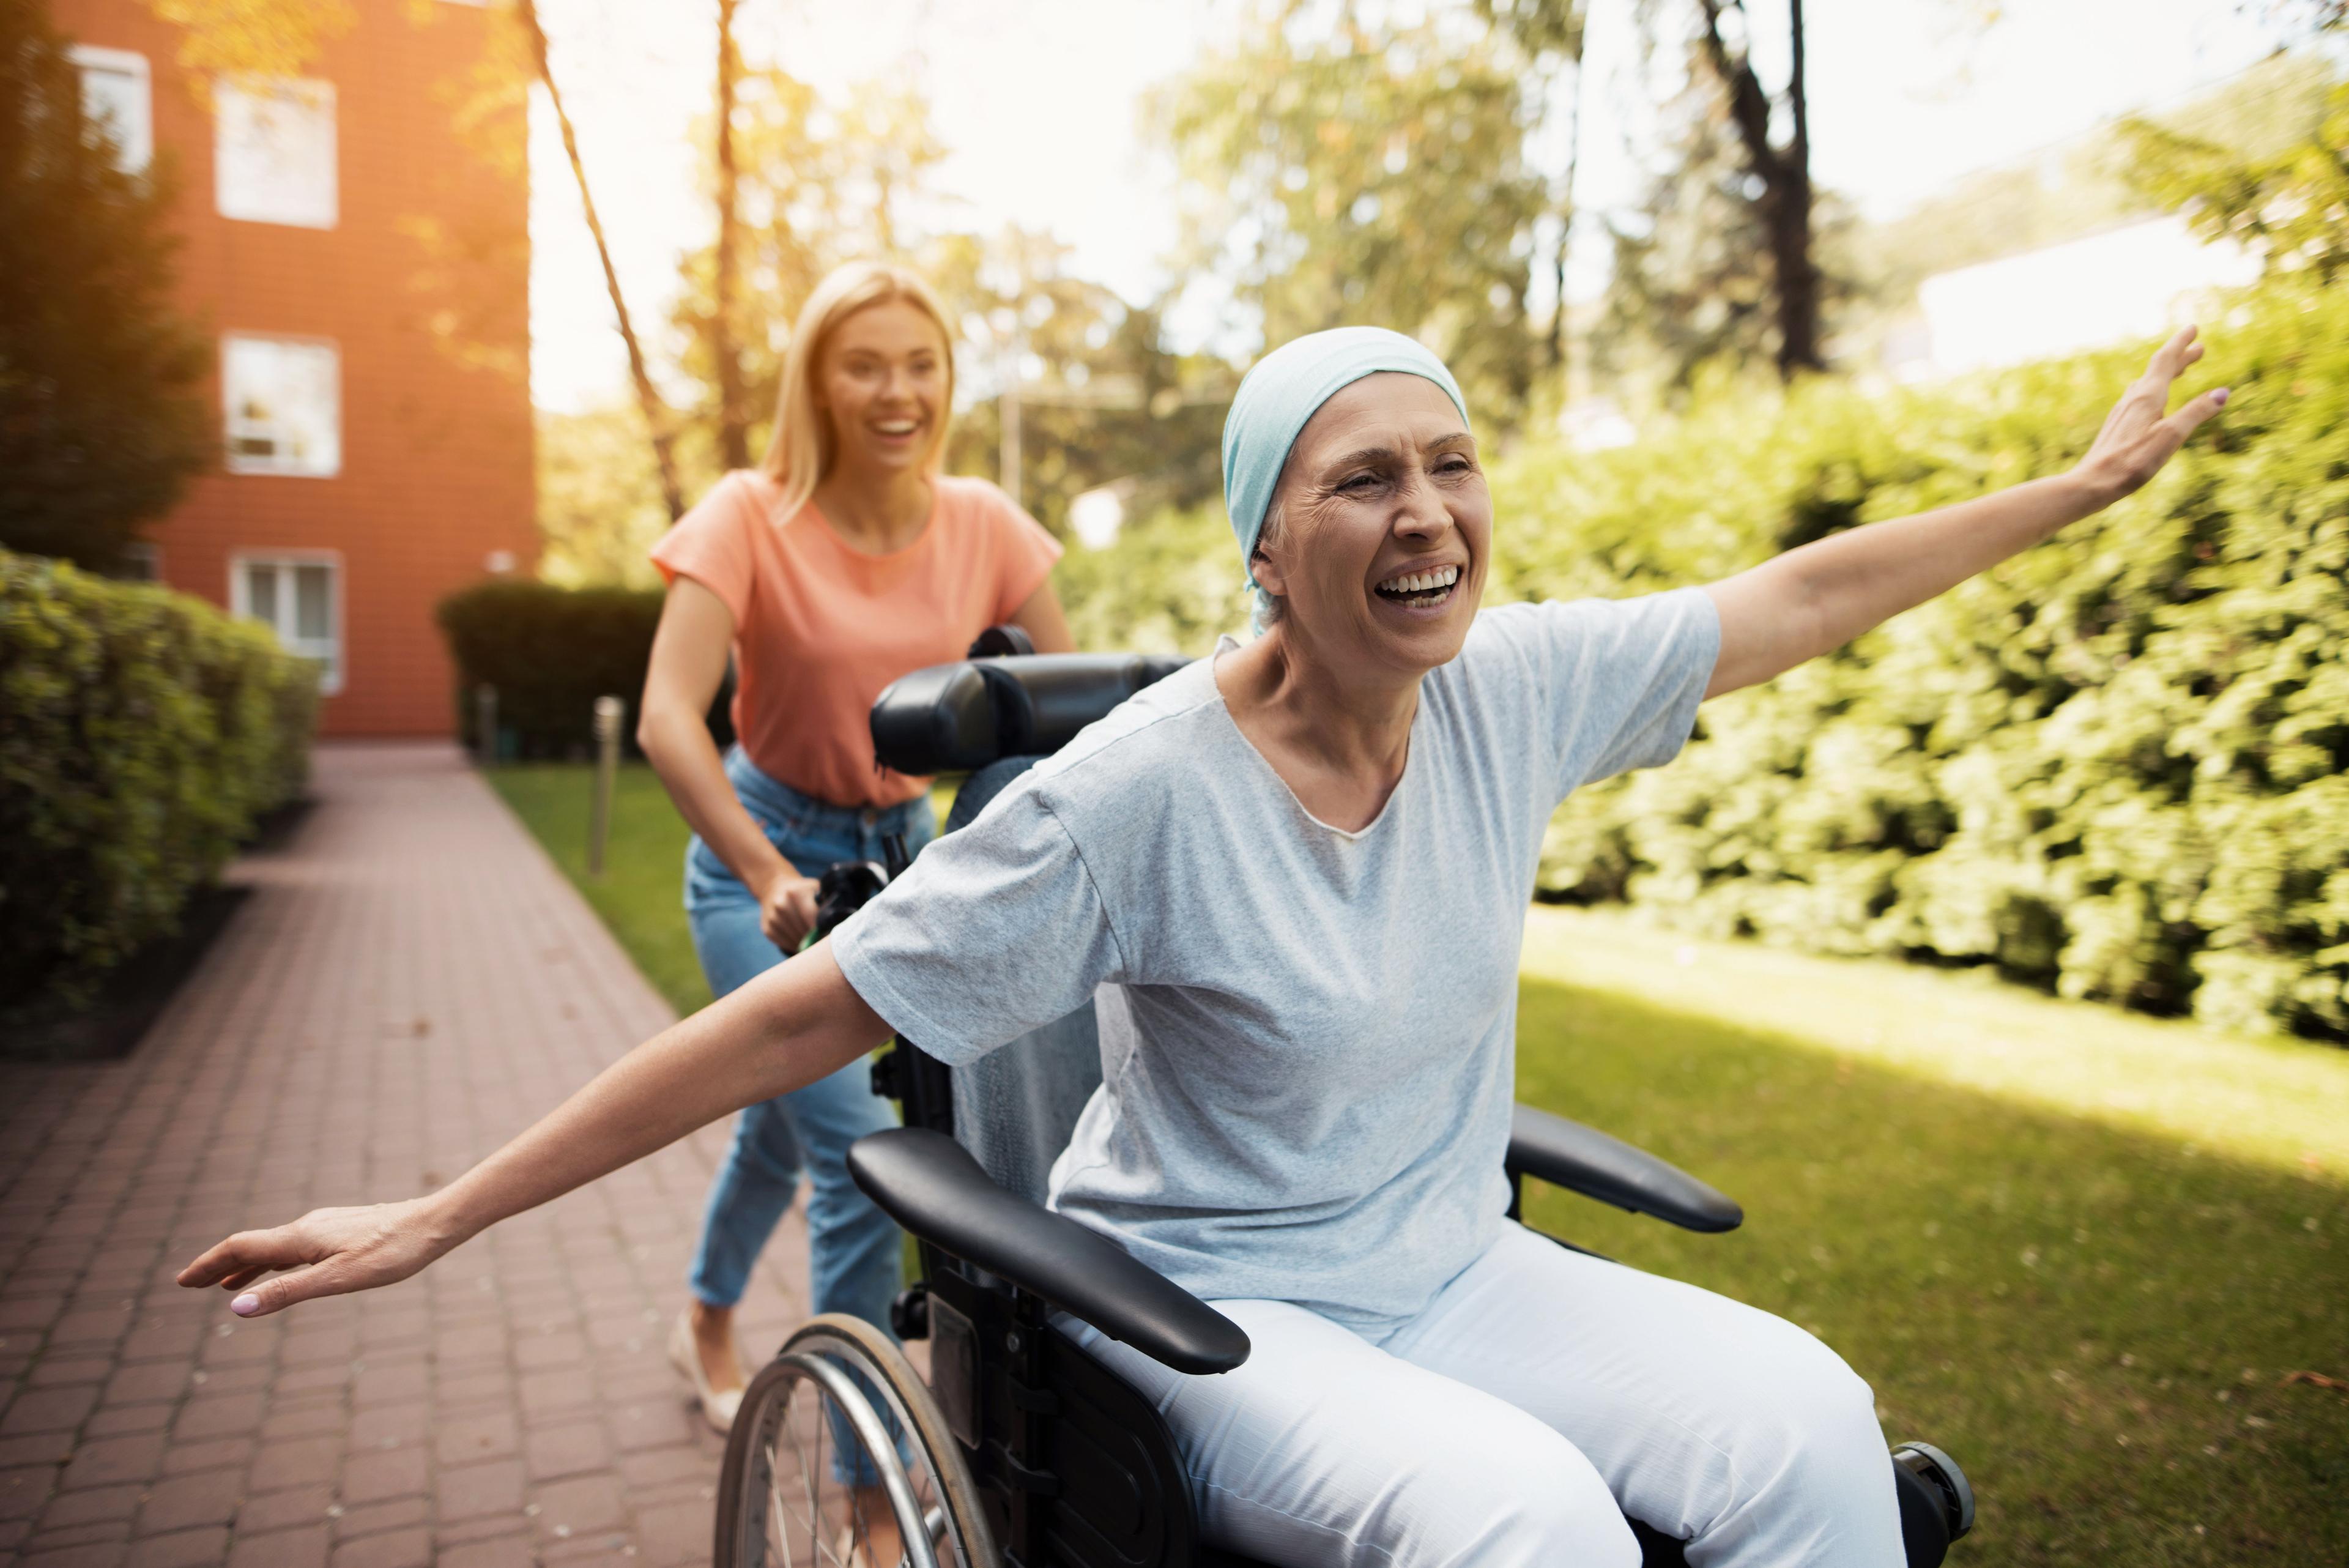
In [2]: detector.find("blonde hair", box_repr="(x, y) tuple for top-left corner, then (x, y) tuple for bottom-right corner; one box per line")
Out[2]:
(761, 260), (957, 522)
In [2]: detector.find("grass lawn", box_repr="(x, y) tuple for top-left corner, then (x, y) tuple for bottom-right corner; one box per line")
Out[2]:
(490, 762), (2348, 1566)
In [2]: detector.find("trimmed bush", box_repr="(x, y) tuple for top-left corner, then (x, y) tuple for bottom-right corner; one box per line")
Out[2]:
(1493, 277), (2349, 1039)
(1, 549), (317, 1008)
(434, 580), (732, 759)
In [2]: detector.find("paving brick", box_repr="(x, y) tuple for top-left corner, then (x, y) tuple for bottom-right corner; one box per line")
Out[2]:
(19, 1539), (130, 1567)
(233, 1483), (334, 1535)
(160, 1436), (253, 1477)
(434, 1407), (520, 1468)
(327, 1525), (431, 1568)
(330, 1494), (428, 1540)
(134, 1471), (239, 1534)
(337, 1447), (426, 1507)
(247, 1441), (340, 1495)
(29, 1357), (115, 1389)
(2, 1461), (62, 1519)
(35, 1481), (136, 1531)
(124, 1525), (229, 1567)
(59, 1435), (165, 1491)
(1, 1383), (102, 1436)
(100, 1365), (188, 1409)
(0, 1432), (78, 1470)
(530, 1472), (628, 1541)
(523, 1421), (607, 1482)
(228, 1523), (329, 1568)
(81, 1405), (170, 1440)
(634, 1496), (713, 1568)
(434, 1532), (535, 1568)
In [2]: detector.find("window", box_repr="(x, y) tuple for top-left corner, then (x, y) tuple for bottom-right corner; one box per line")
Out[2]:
(223, 335), (340, 477)
(69, 46), (150, 174)
(215, 77), (335, 229)
(232, 554), (342, 693)
(116, 542), (161, 582)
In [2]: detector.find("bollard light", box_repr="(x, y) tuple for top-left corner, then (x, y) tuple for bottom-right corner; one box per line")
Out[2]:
(588, 694), (623, 877)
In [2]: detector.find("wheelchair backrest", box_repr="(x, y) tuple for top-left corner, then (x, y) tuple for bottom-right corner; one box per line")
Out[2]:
(869, 652), (1192, 1202)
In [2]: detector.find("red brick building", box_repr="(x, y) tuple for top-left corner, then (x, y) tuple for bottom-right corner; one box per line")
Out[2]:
(53, 0), (535, 737)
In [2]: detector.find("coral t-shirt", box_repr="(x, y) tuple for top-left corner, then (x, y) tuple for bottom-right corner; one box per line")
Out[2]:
(650, 471), (1062, 809)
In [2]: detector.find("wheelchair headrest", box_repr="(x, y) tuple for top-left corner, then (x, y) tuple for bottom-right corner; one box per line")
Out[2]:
(870, 652), (1191, 775)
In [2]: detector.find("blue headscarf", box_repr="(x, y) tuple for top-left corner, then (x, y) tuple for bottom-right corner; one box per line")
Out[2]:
(1221, 326), (1470, 595)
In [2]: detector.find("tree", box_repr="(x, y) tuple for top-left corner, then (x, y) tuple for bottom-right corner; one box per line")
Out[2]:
(2122, 76), (2349, 284)
(667, 68), (946, 466)
(137, 0), (354, 90)
(1476, 0), (1589, 378)
(1156, 9), (1548, 422)
(1619, 0), (1822, 381)
(516, 0), (684, 522)
(0, 0), (209, 570)
(937, 228), (1233, 535)
(710, 0), (751, 470)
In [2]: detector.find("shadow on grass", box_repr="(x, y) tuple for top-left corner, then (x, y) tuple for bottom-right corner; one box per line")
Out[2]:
(1513, 976), (2349, 1567)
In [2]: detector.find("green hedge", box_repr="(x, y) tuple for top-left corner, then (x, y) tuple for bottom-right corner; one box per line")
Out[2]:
(435, 580), (732, 759)
(1491, 277), (2349, 1039)
(0, 549), (317, 1008)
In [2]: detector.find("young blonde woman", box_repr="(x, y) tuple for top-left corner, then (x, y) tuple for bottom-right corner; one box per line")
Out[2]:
(633, 261), (1071, 1450)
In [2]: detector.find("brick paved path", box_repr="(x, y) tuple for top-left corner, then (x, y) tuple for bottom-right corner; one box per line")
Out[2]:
(0, 743), (824, 1567)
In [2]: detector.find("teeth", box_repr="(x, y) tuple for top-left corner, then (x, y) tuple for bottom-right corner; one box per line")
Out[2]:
(1378, 565), (1460, 595)
(875, 421), (918, 434)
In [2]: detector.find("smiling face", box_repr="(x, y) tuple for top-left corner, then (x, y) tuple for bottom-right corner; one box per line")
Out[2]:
(814, 298), (949, 481)
(1250, 372), (1490, 680)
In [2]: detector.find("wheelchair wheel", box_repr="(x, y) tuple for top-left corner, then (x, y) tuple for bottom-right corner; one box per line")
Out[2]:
(715, 1313), (996, 1568)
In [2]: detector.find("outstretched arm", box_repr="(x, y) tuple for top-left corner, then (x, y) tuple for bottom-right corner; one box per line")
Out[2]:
(1702, 327), (2228, 699)
(177, 943), (891, 1317)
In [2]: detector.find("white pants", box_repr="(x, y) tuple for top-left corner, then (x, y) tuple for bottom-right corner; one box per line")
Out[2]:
(1064, 1223), (1904, 1568)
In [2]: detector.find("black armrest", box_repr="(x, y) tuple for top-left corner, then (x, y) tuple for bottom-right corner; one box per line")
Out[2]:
(848, 1128), (1250, 1376)
(1508, 1104), (1743, 1233)
(870, 653), (1190, 775)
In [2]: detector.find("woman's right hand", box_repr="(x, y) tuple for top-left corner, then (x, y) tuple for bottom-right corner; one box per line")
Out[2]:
(176, 1196), (462, 1318)
(758, 869), (822, 952)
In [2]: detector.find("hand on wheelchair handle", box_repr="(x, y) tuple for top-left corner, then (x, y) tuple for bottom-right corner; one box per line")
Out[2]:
(759, 870), (822, 953)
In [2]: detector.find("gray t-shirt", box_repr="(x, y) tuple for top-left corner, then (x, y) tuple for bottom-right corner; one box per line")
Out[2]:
(833, 590), (1721, 1327)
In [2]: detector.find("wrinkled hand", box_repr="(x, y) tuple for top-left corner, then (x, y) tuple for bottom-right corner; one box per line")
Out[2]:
(176, 1197), (457, 1318)
(2074, 325), (2229, 505)
(759, 871), (821, 953)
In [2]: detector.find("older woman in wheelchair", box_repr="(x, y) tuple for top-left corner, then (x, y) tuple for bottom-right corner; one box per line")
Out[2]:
(181, 323), (2226, 1567)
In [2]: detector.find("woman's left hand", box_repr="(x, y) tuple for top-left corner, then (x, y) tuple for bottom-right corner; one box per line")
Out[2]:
(2072, 325), (2229, 507)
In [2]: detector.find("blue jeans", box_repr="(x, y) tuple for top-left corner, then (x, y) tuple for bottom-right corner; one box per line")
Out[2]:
(684, 748), (935, 1336)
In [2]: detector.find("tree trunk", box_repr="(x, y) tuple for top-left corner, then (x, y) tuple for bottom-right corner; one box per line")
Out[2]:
(711, 0), (751, 471)
(517, 0), (686, 521)
(1549, 39), (1586, 383)
(1693, 0), (1823, 380)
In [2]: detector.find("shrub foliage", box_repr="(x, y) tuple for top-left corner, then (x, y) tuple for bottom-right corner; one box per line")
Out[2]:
(0, 550), (317, 1007)
(434, 580), (733, 758)
(1490, 280), (2349, 1038)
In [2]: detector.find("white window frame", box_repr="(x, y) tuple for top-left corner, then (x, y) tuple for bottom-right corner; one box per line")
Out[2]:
(69, 45), (152, 175)
(117, 541), (161, 582)
(213, 76), (337, 230)
(221, 333), (341, 478)
(230, 551), (344, 695)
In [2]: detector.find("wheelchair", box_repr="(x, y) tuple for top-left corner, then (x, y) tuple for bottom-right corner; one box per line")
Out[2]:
(714, 645), (1977, 1568)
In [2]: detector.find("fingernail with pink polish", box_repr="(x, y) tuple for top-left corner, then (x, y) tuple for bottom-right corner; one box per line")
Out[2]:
(231, 1293), (261, 1317)
(2214, 388), (2229, 406)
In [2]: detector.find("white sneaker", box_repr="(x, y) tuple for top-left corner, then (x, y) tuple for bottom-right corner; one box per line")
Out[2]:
(669, 1308), (744, 1433)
